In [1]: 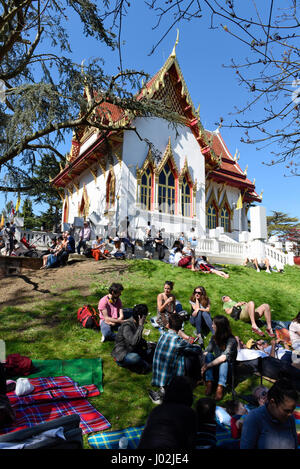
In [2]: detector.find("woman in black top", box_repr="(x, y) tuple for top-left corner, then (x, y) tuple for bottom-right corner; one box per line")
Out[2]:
(201, 315), (237, 401)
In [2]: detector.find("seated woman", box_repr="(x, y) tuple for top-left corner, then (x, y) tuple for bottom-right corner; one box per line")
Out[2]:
(201, 315), (237, 401)
(156, 281), (190, 340)
(91, 236), (110, 261)
(189, 286), (214, 339)
(111, 304), (155, 373)
(168, 241), (181, 264)
(289, 312), (300, 351)
(40, 237), (64, 269)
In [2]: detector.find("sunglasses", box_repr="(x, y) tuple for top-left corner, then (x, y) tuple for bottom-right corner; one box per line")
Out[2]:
(194, 290), (202, 294)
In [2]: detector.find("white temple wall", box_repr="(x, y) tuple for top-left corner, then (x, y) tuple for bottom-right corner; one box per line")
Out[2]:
(121, 116), (206, 236)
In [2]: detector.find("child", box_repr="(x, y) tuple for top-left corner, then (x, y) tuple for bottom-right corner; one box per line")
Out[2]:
(224, 399), (248, 439)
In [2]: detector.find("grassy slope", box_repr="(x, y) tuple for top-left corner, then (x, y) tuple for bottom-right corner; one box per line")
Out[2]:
(1, 260), (300, 447)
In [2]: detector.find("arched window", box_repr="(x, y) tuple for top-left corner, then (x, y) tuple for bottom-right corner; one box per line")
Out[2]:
(207, 205), (217, 229)
(106, 170), (115, 210)
(140, 166), (152, 211)
(181, 176), (191, 217)
(220, 207), (230, 232)
(63, 195), (69, 223)
(158, 162), (175, 214)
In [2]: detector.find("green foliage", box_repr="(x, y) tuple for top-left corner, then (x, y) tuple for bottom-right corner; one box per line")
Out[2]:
(1, 260), (300, 448)
(267, 210), (299, 237)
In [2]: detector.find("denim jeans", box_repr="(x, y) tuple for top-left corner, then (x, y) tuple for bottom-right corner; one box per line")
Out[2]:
(100, 321), (119, 341)
(117, 352), (151, 372)
(190, 311), (214, 335)
(204, 352), (228, 387)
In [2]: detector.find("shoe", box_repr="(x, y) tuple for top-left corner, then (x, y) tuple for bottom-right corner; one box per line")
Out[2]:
(266, 269), (271, 274)
(266, 328), (275, 338)
(215, 385), (224, 401)
(100, 334), (106, 343)
(205, 381), (213, 396)
(251, 327), (265, 337)
(148, 389), (162, 405)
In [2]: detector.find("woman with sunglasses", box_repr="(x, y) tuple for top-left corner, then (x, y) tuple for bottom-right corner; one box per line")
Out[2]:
(201, 315), (237, 401)
(189, 286), (214, 339)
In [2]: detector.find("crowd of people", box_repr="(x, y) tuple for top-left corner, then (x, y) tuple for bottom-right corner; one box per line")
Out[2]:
(95, 280), (300, 450)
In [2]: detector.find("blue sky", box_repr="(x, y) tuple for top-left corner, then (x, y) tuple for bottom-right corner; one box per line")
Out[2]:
(2, 1), (299, 221)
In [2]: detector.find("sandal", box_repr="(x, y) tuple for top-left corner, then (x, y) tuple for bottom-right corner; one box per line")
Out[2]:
(251, 327), (265, 337)
(266, 328), (275, 338)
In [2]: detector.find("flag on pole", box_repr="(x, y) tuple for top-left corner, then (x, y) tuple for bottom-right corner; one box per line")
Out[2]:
(236, 193), (243, 210)
(15, 194), (21, 213)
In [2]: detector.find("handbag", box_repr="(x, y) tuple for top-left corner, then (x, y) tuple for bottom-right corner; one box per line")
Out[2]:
(231, 305), (242, 321)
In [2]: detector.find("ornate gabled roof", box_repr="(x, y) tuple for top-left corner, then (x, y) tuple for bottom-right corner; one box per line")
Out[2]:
(205, 129), (262, 203)
(52, 33), (259, 202)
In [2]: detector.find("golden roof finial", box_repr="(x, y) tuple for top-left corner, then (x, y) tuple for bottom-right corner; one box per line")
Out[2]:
(196, 103), (200, 117)
(244, 164), (248, 175)
(259, 190), (264, 199)
(170, 29), (179, 58)
(253, 178), (256, 185)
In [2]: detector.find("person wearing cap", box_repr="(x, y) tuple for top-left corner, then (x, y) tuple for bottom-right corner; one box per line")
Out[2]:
(76, 221), (91, 254)
(111, 237), (126, 259)
(221, 295), (275, 338)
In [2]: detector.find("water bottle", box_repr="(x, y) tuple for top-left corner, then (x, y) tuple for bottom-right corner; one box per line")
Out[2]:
(0, 339), (6, 363)
(118, 436), (128, 449)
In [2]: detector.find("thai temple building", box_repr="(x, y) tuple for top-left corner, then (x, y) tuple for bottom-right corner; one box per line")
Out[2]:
(51, 39), (293, 268)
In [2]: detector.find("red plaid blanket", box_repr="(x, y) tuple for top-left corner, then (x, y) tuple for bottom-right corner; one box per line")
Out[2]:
(0, 376), (111, 435)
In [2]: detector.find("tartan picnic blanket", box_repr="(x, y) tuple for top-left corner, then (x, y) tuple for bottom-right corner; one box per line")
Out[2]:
(87, 423), (237, 450)
(0, 376), (111, 436)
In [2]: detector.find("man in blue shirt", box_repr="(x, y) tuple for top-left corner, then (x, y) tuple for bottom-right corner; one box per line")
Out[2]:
(240, 378), (298, 449)
(149, 314), (202, 404)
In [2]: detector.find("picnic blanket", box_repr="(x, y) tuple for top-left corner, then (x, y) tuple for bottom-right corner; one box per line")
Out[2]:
(87, 423), (237, 450)
(0, 376), (110, 435)
(29, 358), (103, 391)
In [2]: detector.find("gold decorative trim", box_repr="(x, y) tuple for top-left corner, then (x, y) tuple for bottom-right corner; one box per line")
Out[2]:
(136, 147), (156, 185)
(154, 137), (178, 177)
(89, 167), (98, 184)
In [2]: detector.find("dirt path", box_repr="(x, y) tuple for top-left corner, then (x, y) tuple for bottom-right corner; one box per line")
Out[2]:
(1, 258), (130, 310)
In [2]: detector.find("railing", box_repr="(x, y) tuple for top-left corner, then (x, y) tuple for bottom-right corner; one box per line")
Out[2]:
(15, 229), (57, 249)
(265, 244), (290, 267)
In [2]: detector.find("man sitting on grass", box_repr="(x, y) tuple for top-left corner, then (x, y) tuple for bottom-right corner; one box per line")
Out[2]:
(111, 304), (155, 374)
(98, 283), (125, 342)
(149, 313), (203, 404)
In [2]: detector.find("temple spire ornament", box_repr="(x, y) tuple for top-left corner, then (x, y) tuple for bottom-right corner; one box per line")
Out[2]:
(170, 29), (179, 58)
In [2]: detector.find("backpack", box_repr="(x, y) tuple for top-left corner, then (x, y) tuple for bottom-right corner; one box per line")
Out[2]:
(77, 305), (99, 329)
(5, 354), (35, 377)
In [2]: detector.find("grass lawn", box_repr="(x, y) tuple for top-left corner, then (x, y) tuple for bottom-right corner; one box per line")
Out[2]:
(1, 260), (300, 448)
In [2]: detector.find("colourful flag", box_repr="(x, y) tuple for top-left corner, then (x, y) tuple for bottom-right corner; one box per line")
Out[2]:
(236, 193), (243, 210)
(15, 195), (21, 213)
(0, 214), (4, 228)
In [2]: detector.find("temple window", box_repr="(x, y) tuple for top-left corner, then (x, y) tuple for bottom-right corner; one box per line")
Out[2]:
(181, 176), (191, 217)
(207, 204), (217, 229)
(158, 161), (176, 214)
(220, 206), (230, 232)
(140, 166), (153, 211)
(106, 170), (115, 210)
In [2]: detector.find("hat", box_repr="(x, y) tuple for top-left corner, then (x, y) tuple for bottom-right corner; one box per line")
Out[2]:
(246, 339), (256, 349)
(113, 237), (119, 242)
